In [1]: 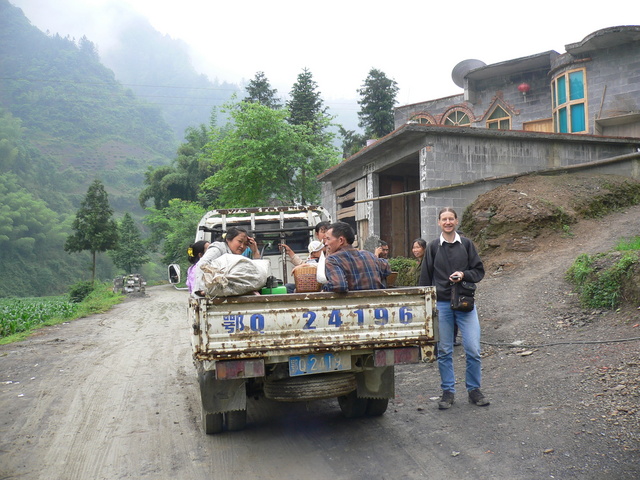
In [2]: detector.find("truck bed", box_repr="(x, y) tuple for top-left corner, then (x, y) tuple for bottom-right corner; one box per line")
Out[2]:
(189, 287), (437, 361)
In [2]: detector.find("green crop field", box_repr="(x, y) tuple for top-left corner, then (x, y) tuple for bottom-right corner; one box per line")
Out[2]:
(0, 297), (78, 338)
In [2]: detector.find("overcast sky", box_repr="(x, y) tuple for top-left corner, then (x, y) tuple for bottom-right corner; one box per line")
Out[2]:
(11, 0), (637, 113)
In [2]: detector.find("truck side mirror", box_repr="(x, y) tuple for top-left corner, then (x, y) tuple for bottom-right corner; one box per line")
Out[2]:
(168, 264), (181, 284)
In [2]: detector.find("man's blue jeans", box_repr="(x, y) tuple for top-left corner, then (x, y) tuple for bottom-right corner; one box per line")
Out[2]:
(436, 301), (482, 393)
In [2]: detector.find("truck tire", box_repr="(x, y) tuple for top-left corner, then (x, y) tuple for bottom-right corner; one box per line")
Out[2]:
(225, 409), (247, 431)
(202, 411), (223, 434)
(365, 398), (389, 416)
(337, 390), (368, 418)
(264, 373), (357, 402)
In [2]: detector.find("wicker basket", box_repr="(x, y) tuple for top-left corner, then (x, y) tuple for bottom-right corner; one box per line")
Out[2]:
(293, 265), (322, 292)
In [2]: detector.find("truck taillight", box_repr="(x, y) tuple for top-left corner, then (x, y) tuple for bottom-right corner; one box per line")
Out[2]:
(215, 359), (265, 380)
(373, 347), (420, 367)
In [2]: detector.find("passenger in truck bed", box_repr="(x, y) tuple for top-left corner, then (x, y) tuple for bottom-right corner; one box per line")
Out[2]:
(279, 220), (330, 267)
(322, 222), (390, 292)
(186, 240), (209, 293)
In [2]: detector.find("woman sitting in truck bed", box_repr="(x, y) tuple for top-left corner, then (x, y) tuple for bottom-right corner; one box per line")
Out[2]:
(186, 240), (210, 293)
(192, 227), (261, 296)
(201, 227), (260, 262)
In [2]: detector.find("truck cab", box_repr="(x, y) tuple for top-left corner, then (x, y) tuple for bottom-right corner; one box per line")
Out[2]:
(193, 205), (330, 284)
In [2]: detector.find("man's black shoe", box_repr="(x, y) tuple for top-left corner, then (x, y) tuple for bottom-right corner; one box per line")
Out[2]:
(438, 390), (455, 409)
(468, 388), (490, 406)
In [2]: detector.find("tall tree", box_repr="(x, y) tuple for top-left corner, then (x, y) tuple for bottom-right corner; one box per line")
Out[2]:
(200, 101), (339, 207)
(64, 179), (118, 282)
(145, 199), (206, 265)
(139, 123), (214, 209)
(287, 68), (326, 131)
(338, 125), (367, 158)
(244, 71), (281, 109)
(109, 213), (149, 274)
(357, 68), (399, 139)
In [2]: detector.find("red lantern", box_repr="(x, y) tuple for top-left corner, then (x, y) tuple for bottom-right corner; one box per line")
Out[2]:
(518, 82), (531, 94)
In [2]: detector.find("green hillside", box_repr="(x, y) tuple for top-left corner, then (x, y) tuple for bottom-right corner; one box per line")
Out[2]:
(0, 0), (176, 207)
(0, 0), (181, 296)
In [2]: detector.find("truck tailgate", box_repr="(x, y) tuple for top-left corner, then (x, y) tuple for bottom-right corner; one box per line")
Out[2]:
(190, 287), (436, 360)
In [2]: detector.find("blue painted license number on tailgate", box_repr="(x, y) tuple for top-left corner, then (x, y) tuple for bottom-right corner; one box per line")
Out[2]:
(289, 352), (351, 377)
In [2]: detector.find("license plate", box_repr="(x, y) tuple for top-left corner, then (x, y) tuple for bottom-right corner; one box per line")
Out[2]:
(288, 352), (351, 377)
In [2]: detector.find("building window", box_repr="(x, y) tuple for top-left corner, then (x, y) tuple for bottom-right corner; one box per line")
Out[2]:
(409, 114), (434, 125)
(486, 105), (510, 129)
(443, 110), (471, 126)
(411, 116), (432, 124)
(552, 68), (587, 133)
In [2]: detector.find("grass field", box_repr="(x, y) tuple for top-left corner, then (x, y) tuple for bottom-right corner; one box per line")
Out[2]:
(0, 283), (123, 343)
(0, 296), (78, 338)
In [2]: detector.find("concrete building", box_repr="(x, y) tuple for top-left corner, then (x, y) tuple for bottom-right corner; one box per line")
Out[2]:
(319, 26), (640, 257)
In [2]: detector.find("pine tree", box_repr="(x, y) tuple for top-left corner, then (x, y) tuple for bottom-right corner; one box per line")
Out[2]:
(109, 213), (149, 274)
(244, 71), (281, 109)
(64, 179), (118, 282)
(357, 68), (399, 139)
(287, 68), (326, 132)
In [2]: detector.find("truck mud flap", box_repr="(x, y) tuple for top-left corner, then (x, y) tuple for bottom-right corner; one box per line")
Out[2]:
(356, 366), (394, 399)
(198, 370), (246, 413)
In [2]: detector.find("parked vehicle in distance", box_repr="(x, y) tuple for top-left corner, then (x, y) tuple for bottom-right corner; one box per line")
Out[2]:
(113, 274), (146, 294)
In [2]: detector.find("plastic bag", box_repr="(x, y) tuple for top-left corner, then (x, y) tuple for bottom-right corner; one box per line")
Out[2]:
(316, 251), (327, 284)
(198, 254), (270, 297)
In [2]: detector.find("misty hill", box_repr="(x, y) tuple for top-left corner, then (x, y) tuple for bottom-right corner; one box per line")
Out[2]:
(0, 0), (185, 296)
(100, 15), (240, 140)
(0, 0), (178, 209)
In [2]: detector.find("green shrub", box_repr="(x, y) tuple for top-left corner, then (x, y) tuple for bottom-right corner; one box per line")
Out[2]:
(68, 281), (95, 303)
(566, 251), (639, 309)
(388, 257), (419, 286)
(73, 282), (122, 317)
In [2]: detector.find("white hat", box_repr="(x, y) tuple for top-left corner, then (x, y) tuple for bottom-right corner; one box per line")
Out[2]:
(308, 240), (324, 253)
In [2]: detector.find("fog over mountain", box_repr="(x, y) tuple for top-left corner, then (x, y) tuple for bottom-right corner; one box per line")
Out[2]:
(10, 0), (361, 135)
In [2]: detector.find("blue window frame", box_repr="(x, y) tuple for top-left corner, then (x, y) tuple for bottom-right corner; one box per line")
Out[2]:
(552, 69), (587, 133)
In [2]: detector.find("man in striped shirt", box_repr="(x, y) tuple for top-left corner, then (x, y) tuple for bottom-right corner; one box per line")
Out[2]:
(322, 222), (391, 292)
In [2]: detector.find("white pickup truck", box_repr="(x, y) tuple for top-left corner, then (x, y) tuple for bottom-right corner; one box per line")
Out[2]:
(172, 206), (437, 434)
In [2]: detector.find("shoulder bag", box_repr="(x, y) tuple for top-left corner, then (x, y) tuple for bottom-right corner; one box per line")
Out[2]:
(442, 240), (476, 312)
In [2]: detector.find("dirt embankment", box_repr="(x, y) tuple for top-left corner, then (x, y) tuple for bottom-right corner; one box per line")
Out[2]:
(463, 173), (640, 466)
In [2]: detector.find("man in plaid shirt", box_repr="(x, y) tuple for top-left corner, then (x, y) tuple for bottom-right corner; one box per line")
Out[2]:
(322, 222), (391, 292)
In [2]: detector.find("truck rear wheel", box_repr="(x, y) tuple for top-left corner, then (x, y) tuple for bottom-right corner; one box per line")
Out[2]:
(264, 373), (357, 402)
(365, 398), (389, 416)
(202, 411), (223, 434)
(337, 390), (368, 418)
(225, 410), (247, 431)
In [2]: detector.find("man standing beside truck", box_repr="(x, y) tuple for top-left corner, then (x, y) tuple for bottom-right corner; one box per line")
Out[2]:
(322, 222), (391, 292)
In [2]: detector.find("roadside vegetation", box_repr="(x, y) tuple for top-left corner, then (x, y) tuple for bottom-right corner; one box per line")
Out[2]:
(388, 257), (420, 287)
(0, 282), (122, 344)
(566, 235), (640, 310)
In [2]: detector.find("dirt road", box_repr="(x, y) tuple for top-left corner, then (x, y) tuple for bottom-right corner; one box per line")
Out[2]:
(1, 208), (639, 479)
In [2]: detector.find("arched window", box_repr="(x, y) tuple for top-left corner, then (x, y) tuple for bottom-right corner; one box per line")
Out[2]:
(443, 110), (471, 126)
(409, 114), (434, 125)
(552, 68), (587, 133)
(486, 105), (511, 130)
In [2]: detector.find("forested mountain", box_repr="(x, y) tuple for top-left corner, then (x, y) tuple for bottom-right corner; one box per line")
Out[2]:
(0, 0), (177, 209)
(0, 0), (185, 296)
